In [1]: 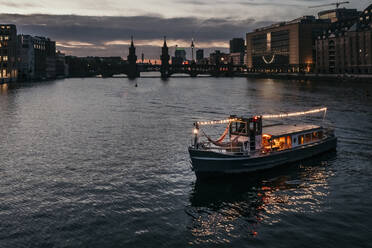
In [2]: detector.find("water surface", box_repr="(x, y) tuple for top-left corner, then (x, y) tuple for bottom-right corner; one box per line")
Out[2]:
(0, 77), (371, 247)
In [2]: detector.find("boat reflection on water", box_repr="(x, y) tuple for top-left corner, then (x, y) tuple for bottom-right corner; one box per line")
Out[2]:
(0, 83), (8, 94)
(186, 151), (336, 245)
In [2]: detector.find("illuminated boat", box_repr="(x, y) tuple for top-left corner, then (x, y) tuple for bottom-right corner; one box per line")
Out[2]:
(188, 107), (337, 178)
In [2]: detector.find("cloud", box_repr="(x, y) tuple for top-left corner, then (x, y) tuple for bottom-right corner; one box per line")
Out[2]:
(0, 1), (39, 8)
(0, 13), (274, 58)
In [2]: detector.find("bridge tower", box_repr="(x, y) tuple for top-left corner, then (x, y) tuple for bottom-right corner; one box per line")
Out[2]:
(127, 36), (140, 79)
(191, 38), (195, 62)
(160, 36), (170, 78)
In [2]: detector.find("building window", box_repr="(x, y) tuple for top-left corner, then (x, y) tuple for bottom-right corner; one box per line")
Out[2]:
(267, 32), (271, 52)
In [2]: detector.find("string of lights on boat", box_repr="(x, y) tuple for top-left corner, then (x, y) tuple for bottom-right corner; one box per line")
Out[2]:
(262, 107), (327, 119)
(195, 107), (327, 126)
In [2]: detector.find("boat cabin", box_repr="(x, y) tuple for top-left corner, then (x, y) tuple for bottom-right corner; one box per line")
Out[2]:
(193, 114), (326, 155)
(261, 124), (324, 152)
(228, 115), (262, 152)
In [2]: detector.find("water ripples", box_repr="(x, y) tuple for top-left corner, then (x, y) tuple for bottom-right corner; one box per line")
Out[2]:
(0, 78), (371, 247)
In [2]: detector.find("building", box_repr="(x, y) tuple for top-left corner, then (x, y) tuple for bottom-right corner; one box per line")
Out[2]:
(172, 47), (186, 65)
(230, 38), (245, 53)
(196, 49), (204, 63)
(18, 35), (35, 80)
(55, 51), (67, 77)
(18, 35), (56, 80)
(318, 8), (360, 23)
(209, 50), (229, 65)
(0, 24), (18, 83)
(229, 52), (245, 65)
(316, 4), (372, 74)
(246, 16), (330, 73)
(33, 36), (56, 79)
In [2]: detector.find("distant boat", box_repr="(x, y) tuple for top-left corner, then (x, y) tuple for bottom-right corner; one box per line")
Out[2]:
(188, 107), (337, 179)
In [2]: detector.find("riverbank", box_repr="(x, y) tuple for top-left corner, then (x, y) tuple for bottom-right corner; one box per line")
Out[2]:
(239, 72), (372, 82)
(2, 72), (371, 82)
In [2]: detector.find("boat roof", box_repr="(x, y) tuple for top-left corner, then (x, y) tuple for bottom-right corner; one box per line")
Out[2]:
(263, 124), (321, 137)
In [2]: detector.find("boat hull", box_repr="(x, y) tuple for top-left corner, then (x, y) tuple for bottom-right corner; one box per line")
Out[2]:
(189, 136), (337, 178)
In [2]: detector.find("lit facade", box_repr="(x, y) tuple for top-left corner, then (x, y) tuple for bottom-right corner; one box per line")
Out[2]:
(246, 16), (330, 73)
(0, 24), (17, 83)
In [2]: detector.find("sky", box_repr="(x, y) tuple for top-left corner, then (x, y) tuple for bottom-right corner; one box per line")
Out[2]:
(0, 0), (369, 59)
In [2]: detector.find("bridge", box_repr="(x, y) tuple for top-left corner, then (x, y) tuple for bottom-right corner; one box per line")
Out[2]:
(101, 37), (246, 79)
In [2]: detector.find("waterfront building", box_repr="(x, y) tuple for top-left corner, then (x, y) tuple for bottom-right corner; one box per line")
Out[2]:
(18, 35), (35, 80)
(316, 4), (372, 74)
(229, 38), (245, 53)
(0, 24), (18, 84)
(246, 16), (330, 73)
(18, 35), (56, 80)
(56, 51), (67, 77)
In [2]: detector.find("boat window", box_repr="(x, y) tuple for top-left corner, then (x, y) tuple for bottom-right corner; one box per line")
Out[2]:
(299, 135), (304, 144)
(271, 136), (292, 151)
(286, 136), (292, 147)
(255, 122), (261, 134)
(294, 138), (297, 144)
(231, 122), (248, 136)
(305, 133), (311, 143)
(249, 122), (254, 132)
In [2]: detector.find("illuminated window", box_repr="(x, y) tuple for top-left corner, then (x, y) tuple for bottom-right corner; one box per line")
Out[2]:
(3, 56), (8, 61)
(267, 32), (271, 52)
(299, 135), (304, 144)
(4, 36), (9, 40)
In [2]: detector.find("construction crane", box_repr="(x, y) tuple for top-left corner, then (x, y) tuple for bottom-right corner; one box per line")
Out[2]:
(309, 1), (350, 9)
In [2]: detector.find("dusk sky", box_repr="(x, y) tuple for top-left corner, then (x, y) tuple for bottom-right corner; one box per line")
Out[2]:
(0, 0), (369, 59)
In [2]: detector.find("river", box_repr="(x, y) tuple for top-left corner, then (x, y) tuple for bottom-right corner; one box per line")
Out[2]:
(0, 76), (371, 247)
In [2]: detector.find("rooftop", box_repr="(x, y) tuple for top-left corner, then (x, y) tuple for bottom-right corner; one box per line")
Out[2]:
(263, 124), (321, 137)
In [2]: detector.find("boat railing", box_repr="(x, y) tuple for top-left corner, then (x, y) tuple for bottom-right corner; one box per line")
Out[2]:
(196, 141), (247, 155)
